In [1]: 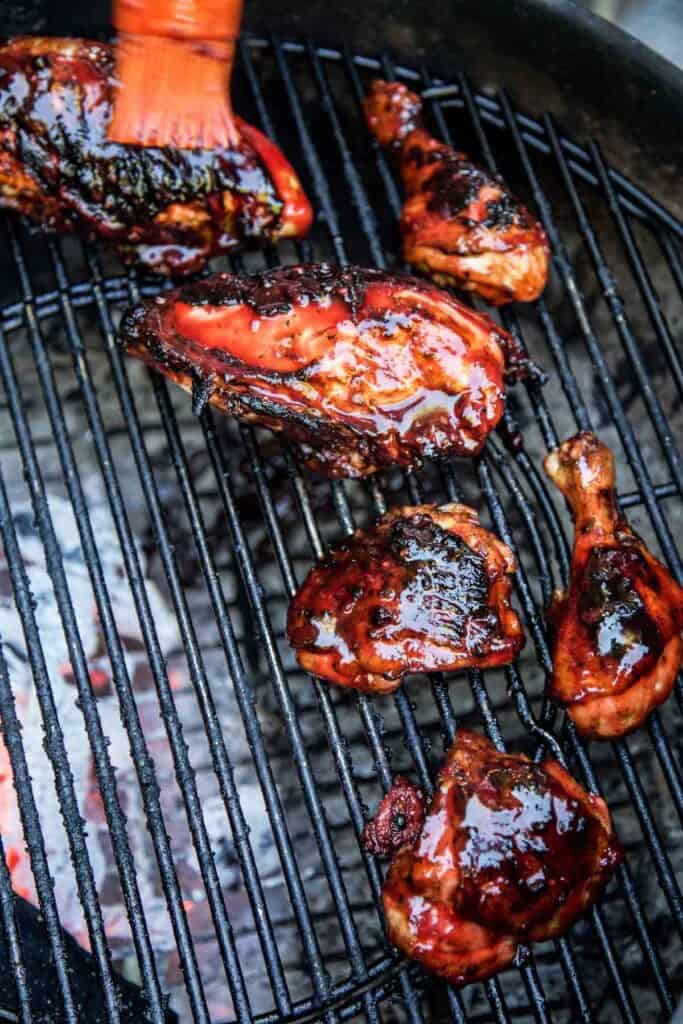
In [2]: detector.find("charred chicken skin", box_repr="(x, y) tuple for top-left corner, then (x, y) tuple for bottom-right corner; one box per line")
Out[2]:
(287, 504), (524, 693)
(120, 263), (526, 477)
(382, 730), (621, 986)
(544, 432), (683, 739)
(0, 38), (312, 276)
(363, 80), (549, 305)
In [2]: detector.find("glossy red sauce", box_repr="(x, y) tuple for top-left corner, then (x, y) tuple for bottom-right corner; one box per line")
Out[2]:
(381, 730), (621, 985)
(173, 297), (348, 373)
(121, 264), (510, 475)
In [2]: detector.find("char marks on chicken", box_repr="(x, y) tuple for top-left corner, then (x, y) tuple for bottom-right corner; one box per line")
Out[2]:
(287, 503), (525, 692)
(0, 37), (312, 276)
(120, 263), (525, 477)
(363, 80), (549, 305)
(382, 730), (621, 986)
(544, 432), (683, 739)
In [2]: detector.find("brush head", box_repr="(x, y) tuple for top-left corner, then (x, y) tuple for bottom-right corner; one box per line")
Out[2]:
(109, 0), (243, 150)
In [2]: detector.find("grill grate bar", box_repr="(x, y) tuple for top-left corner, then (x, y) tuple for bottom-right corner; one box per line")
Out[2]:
(0, 627), (78, 1023)
(0, 236), (158, 1024)
(268, 30), (461, 998)
(589, 143), (683, 402)
(224, 66), (435, 1024)
(97, 254), (354, 1023)
(243, 438), (442, 1024)
(280, 456), (473, 1024)
(1, 256), (216, 1015)
(532, 112), (683, 580)
(53, 231), (294, 1022)
(15, 228), (176, 1019)
(87, 257), (319, 1024)
(151, 376), (383, 1024)
(78, 245), (295, 1018)
(548, 132), (683, 495)
(233, 424), (433, 1024)
(661, 232), (683, 300)
(0, 833), (32, 1024)
(83, 244), (293, 1022)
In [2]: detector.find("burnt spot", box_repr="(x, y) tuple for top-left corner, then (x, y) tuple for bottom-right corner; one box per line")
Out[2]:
(388, 514), (492, 642)
(422, 155), (528, 231)
(424, 159), (491, 217)
(482, 191), (528, 230)
(176, 263), (376, 318)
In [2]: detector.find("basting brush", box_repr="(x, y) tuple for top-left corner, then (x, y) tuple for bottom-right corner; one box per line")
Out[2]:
(108, 0), (243, 149)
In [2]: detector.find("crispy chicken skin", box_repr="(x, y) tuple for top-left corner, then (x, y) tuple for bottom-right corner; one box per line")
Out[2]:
(382, 730), (621, 986)
(119, 263), (525, 477)
(544, 432), (683, 739)
(363, 80), (549, 305)
(0, 38), (312, 276)
(287, 504), (524, 692)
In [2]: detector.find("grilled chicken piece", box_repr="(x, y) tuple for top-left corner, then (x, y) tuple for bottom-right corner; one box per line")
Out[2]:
(0, 38), (312, 276)
(544, 433), (683, 739)
(363, 80), (549, 305)
(382, 730), (621, 986)
(120, 263), (528, 477)
(361, 776), (426, 856)
(287, 504), (524, 692)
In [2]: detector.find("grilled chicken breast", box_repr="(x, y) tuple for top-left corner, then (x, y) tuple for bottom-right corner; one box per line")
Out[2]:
(544, 432), (683, 739)
(287, 503), (524, 692)
(382, 730), (621, 986)
(364, 80), (549, 305)
(0, 37), (312, 276)
(119, 263), (527, 477)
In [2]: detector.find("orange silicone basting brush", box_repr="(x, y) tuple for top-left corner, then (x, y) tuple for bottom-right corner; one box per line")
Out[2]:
(109, 0), (243, 149)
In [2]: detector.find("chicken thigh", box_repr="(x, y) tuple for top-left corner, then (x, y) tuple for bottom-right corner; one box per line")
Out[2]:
(0, 38), (312, 276)
(287, 504), (524, 692)
(380, 730), (621, 985)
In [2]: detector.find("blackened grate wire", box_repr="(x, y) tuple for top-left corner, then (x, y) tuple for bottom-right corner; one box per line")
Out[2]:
(0, 33), (680, 1024)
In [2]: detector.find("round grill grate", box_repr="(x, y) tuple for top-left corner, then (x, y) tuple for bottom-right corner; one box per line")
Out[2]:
(0, 34), (680, 1024)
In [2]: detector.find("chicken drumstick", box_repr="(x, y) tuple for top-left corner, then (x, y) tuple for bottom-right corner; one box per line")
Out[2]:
(363, 80), (549, 305)
(544, 432), (683, 739)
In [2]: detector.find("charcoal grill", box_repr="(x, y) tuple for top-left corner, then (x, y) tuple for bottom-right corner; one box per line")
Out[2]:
(0, 17), (681, 1024)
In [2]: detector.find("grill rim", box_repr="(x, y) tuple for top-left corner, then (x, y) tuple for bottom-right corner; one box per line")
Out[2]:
(0, 31), (680, 1024)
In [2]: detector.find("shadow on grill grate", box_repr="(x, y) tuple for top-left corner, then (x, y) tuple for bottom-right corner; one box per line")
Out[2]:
(0, 33), (681, 1024)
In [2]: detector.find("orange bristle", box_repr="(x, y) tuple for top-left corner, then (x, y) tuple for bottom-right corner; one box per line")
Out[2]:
(109, 0), (243, 150)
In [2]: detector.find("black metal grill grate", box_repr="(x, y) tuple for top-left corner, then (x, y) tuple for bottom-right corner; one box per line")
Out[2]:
(0, 33), (681, 1024)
